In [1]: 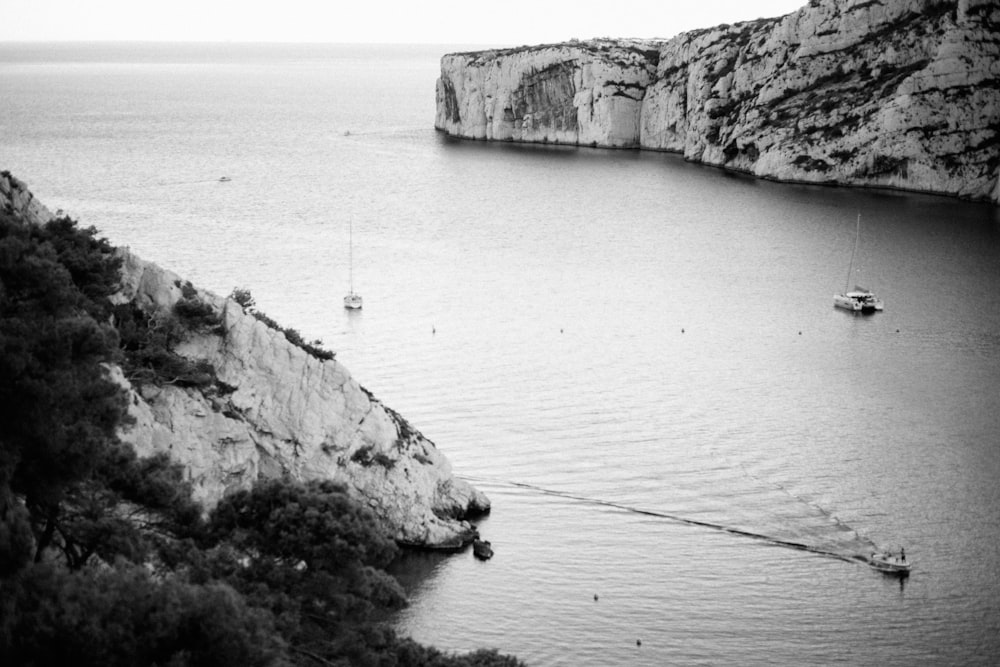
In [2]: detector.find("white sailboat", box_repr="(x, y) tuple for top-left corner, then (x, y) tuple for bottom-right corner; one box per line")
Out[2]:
(834, 213), (883, 312)
(343, 220), (362, 310)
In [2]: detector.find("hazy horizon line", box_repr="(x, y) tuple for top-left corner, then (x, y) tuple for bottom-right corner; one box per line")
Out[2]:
(0, 35), (680, 47)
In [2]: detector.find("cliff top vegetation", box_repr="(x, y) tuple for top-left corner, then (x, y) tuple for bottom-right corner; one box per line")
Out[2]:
(451, 37), (661, 68)
(0, 208), (523, 666)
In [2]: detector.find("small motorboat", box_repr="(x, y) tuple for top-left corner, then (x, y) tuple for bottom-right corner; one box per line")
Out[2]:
(472, 538), (493, 560)
(869, 550), (911, 574)
(218, 176), (231, 182)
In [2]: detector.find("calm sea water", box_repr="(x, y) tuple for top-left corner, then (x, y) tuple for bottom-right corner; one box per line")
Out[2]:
(3, 42), (1000, 666)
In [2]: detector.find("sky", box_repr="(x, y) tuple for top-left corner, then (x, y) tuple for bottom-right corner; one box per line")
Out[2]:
(1, 0), (807, 45)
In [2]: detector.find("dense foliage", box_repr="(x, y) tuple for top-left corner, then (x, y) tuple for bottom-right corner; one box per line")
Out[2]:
(114, 279), (222, 389)
(0, 211), (127, 573)
(0, 211), (522, 666)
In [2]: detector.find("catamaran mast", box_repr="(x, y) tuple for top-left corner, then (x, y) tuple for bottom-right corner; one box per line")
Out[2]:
(845, 213), (860, 293)
(349, 219), (354, 294)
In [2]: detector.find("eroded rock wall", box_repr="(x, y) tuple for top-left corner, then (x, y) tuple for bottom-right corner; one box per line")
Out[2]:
(1, 172), (490, 549)
(436, 40), (660, 147)
(435, 0), (1000, 203)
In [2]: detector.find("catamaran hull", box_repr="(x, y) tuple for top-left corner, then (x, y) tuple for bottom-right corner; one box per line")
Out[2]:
(834, 295), (864, 311)
(834, 293), (883, 312)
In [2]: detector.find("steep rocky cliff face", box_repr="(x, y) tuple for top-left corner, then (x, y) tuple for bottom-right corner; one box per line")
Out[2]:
(438, 40), (660, 146)
(1, 172), (489, 549)
(436, 0), (1000, 203)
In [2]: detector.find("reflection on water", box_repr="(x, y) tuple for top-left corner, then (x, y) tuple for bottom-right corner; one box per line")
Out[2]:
(359, 142), (1000, 666)
(4, 43), (1000, 666)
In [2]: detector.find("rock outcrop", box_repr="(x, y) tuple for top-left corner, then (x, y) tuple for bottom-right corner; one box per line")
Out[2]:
(438, 41), (660, 146)
(435, 0), (1000, 203)
(1, 172), (490, 549)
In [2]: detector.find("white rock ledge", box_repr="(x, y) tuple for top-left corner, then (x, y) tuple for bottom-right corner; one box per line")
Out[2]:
(1, 172), (490, 550)
(435, 0), (1000, 204)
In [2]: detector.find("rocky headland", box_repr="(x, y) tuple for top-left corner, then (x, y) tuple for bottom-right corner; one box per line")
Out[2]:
(0, 172), (489, 549)
(435, 0), (1000, 203)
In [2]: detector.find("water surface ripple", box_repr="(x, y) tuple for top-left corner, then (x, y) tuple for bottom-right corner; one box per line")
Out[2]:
(3, 43), (1000, 666)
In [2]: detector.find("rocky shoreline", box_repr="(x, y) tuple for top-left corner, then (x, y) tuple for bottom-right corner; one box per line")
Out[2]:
(1, 171), (490, 550)
(435, 0), (1000, 204)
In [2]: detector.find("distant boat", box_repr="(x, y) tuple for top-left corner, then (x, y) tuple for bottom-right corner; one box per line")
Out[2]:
(343, 220), (362, 310)
(218, 176), (231, 182)
(869, 549), (911, 575)
(834, 214), (883, 312)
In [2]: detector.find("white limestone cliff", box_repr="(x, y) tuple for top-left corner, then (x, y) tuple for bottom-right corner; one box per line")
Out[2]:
(0, 171), (54, 224)
(437, 40), (660, 147)
(436, 0), (1000, 203)
(1, 172), (490, 549)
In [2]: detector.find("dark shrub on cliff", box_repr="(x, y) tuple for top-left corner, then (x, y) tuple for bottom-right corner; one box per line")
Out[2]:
(197, 479), (407, 663)
(230, 287), (336, 362)
(0, 213), (128, 561)
(0, 562), (286, 667)
(0, 209), (523, 666)
(113, 300), (219, 388)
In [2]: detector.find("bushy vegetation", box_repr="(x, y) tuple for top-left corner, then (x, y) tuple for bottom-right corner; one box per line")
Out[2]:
(115, 299), (220, 388)
(351, 445), (397, 469)
(0, 211), (522, 666)
(175, 280), (223, 332)
(0, 213), (127, 576)
(866, 154), (908, 177)
(230, 287), (336, 362)
(793, 154), (832, 173)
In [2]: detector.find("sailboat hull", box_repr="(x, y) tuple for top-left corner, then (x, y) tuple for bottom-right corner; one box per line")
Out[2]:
(344, 220), (362, 309)
(834, 288), (883, 312)
(836, 214), (884, 312)
(834, 294), (861, 311)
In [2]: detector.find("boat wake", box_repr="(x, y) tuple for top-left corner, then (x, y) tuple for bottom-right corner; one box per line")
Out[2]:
(462, 475), (877, 567)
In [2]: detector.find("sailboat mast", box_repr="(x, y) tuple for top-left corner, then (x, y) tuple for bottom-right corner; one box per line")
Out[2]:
(846, 213), (860, 293)
(343, 220), (363, 309)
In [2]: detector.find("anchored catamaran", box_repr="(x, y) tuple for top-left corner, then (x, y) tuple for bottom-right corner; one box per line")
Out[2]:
(834, 214), (883, 312)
